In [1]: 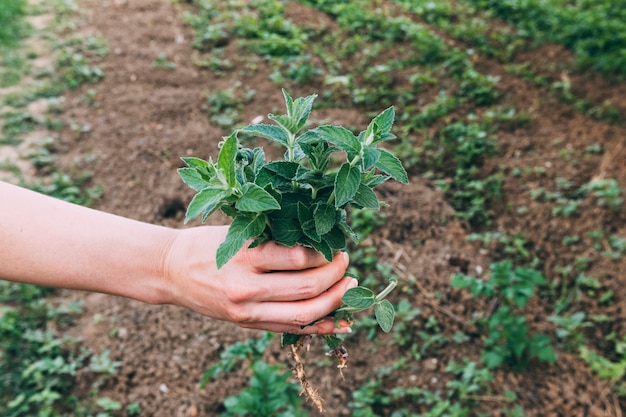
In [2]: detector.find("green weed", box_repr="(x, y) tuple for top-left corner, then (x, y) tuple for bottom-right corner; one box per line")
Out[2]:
(452, 261), (556, 369)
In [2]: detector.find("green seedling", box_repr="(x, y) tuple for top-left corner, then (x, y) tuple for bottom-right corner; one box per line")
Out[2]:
(178, 89), (408, 410)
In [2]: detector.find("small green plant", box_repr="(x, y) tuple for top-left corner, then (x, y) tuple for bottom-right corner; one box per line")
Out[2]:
(452, 261), (556, 369)
(179, 90), (408, 409)
(200, 333), (307, 417)
(222, 361), (308, 417)
(153, 53), (177, 69)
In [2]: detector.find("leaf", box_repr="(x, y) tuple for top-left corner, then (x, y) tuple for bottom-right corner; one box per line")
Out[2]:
(322, 226), (346, 251)
(281, 333), (302, 347)
(178, 167), (210, 192)
(372, 106), (395, 136)
(362, 146), (380, 169)
(268, 113), (298, 136)
(303, 237), (333, 262)
(216, 214), (267, 268)
(271, 218), (303, 247)
(313, 203), (336, 236)
(217, 134), (238, 188)
(352, 184), (379, 209)
(235, 183), (281, 212)
(375, 148), (409, 184)
(374, 299), (395, 333)
(282, 89), (317, 132)
(264, 161), (299, 180)
(240, 124), (290, 147)
(184, 188), (231, 223)
(315, 125), (361, 160)
(337, 209), (359, 243)
(181, 156), (210, 168)
(342, 287), (376, 309)
(302, 219), (321, 242)
(324, 335), (343, 350)
(334, 162), (361, 207)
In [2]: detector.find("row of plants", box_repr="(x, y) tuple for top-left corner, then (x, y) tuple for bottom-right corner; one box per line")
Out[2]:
(0, 1), (122, 416)
(177, 0), (626, 415)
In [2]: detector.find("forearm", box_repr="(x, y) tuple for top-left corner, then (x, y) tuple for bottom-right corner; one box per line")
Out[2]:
(0, 181), (176, 304)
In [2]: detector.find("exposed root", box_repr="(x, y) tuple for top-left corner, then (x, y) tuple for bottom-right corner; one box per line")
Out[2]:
(290, 342), (325, 413)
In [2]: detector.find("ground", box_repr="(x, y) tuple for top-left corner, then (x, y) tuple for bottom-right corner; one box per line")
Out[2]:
(7, 0), (626, 415)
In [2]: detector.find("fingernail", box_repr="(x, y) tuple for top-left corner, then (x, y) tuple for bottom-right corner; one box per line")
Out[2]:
(347, 278), (358, 289)
(342, 252), (350, 265)
(333, 326), (352, 334)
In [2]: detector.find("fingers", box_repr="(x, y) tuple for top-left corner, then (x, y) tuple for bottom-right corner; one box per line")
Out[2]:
(237, 252), (350, 303)
(237, 276), (358, 334)
(245, 241), (331, 272)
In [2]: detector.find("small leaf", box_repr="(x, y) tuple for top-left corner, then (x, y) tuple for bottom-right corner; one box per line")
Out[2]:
(375, 148), (408, 184)
(240, 124), (290, 147)
(184, 188), (231, 223)
(302, 219), (321, 242)
(323, 226), (346, 251)
(216, 214), (267, 268)
(342, 287), (376, 309)
(315, 125), (361, 160)
(362, 146), (380, 169)
(313, 203), (337, 236)
(178, 167), (211, 192)
(303, 237), (333, 262)
(324, 335), (343, 350)
(271, 218), (303, 247)
(235, 183), (280, 212)
(281, 333), (302, 347)
(181, 157), (210, 168)
(264, 161), (299, 180)
(353, 184), (379, 209)
(372, 106), (395, 137)
(285, 89), (318, 131)
(374, 299), (395, 333)
(217, 134), (238, 188)
(334, 162), (361, 207)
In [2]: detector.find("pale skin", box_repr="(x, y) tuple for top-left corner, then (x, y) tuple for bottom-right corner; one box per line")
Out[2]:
(0, 181), (356, 335)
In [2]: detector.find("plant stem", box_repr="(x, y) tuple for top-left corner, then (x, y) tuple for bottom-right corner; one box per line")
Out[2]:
(375, 277), (398, 302)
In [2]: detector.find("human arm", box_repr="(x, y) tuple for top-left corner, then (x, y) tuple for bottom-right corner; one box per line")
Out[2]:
(0, 181), (355, 334)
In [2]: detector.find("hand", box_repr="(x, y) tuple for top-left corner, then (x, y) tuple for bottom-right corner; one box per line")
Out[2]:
(163, 226), (356, 334)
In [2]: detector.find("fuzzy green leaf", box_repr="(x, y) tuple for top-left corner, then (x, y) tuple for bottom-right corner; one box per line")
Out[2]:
(216, 214), (267, 268)
(372, 106), (395, 137)
(283, 89), (317, 132)
(313, 203), (336, 236)
(271, 218), (303, 247)
(178, 167), (211, 192)
(181, 157), (210, 168)
(281, 333), (301, 347)
(184, 188), (232, 223)
(374, 299), (395, 333)
(334, 162), (361, 207)
(240, 124), (290, 147)
(304, 237), (333, 262)
(235, 183), (281, 212)
(302, 219), (321, 242)
(362, 146), (380, 169)
(217, 134), (238, 188)
(315, 125), (361, 160)
(264, 161), (299, 180)
(353, 184), (380, 209)
(375, 148), (408, 184)
(342, 287), (376, 309)
(323, 226), (346, 251)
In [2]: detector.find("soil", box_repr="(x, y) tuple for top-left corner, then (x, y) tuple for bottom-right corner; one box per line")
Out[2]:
(17, 0), (626, 416)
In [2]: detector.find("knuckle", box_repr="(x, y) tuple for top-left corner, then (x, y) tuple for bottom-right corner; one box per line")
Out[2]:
(226, 305), (253, 324)
(287, 245), (311, 270)
(293, 309), (317, 327)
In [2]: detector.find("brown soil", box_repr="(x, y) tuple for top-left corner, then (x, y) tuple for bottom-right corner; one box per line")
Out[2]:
(29, 0), (626, 416)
